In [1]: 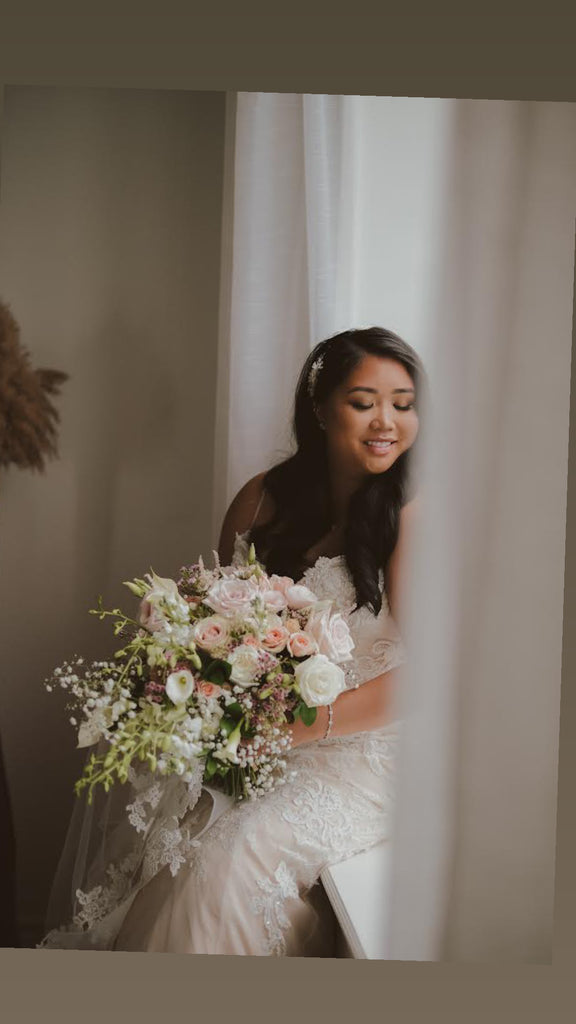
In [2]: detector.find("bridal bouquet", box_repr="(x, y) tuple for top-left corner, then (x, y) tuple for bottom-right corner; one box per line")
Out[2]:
(45, 541), (354, 805)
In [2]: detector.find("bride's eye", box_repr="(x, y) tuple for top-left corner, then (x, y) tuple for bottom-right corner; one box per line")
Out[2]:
(394, 403), (415, 412)
(351, 402), (373, 411)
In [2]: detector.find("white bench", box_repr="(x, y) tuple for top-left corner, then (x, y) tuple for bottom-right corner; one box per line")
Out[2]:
(320, 842), (392, 959)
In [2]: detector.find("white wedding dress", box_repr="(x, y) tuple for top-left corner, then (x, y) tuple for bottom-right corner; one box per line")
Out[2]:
(42, 532), (405, 957)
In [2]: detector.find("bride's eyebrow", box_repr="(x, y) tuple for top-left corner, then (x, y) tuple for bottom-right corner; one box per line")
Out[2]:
(346, 386), (415, 395)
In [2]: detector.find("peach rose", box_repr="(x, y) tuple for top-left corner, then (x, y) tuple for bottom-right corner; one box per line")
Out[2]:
(287, 631), (319, 658)
(285, 616), (301, 634)
(193, 614), (231, 650)
(262, 625), (290, 654)
(196, 680), (223, 699)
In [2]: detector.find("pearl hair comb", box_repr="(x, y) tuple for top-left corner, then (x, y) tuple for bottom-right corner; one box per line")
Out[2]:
(307, 355), (324, 398)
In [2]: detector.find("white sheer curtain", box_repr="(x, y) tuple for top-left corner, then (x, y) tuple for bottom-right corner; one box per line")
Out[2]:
(214, 93), (576, 961)
(391, 101), (576, 962)
(212, 92), (453, 525)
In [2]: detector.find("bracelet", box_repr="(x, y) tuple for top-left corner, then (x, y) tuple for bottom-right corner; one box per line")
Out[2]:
(323, 703), (333, 740)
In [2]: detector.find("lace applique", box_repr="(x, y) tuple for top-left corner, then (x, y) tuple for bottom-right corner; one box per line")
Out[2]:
(126, 771), (164, 833)
(126, 760), (204, 836)
(280, 775), (387, 861)
(357, 732), (398, 778)
(300, 556), (356, 615)
(141, 820), (203, 880)
(250, 861), (299, 956)
(348, 636), (407, 687)
(72, 851), (140, 934)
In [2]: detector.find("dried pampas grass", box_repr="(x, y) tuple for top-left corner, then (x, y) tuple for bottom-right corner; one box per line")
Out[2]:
(0, 299), (68, 472)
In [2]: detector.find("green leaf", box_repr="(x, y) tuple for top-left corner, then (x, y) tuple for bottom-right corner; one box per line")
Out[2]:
(203, 658), (232, 685)
(298, 702), (317, 727)
(227, 701), (244, 720)
(204, 756), (218, 779)
(219, 717), (236, 737)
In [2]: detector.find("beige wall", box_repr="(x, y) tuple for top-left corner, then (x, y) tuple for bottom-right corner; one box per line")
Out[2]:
(0, 86), (226, 944)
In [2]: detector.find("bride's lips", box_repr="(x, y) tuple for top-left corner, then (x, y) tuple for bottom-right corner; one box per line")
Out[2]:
(363, 439), (397, 455)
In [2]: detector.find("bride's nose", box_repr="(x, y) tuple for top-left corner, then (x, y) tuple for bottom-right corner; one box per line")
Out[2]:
(370, 402), (395, 431)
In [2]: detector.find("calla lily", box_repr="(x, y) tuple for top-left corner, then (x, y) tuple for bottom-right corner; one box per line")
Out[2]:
(213, 721), (243, 764)
(165, 669), (195, 705)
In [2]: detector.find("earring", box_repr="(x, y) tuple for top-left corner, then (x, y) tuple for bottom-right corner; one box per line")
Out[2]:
(318, 419), (326, 431)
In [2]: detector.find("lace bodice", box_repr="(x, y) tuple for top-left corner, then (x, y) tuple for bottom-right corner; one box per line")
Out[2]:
(234, 532), (406, 688)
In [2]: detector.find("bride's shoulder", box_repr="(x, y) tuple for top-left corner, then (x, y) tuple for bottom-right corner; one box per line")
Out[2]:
(217, 472), (276, 564)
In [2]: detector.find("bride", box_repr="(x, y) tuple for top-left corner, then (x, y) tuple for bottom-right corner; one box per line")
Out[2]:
(42, 325), (424, 957)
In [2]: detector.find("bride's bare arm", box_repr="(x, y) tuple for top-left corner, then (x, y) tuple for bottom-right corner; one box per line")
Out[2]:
(290, 496), (419, 746)
(217, 472), (275, 564)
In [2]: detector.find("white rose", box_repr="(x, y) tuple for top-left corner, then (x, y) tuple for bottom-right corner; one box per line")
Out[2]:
(204, 577), (259, 618)
(294, 654), (346, 707)
(305, 609), (355, 663)
(227, 644), (262, 687)
(285, 584), (318, 610)
(165, 668), (196, 705)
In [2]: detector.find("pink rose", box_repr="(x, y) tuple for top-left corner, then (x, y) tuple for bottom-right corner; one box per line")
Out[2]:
(268, 574), (295, 597)
(204, 577), (259, 618)
(138, 599), (167, 633)
(305, 609), (355, 663)
(287, 631), (319, 658)
(262, 625), (290, 654)
(242, 635), (261, 648)
(193, 614), (231, 650)
(260, 589), (288, 613)
(285, 584), (318, 610)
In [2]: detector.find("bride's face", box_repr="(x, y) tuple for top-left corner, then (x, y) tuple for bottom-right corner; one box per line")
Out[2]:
(318, 354), (419, 480)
